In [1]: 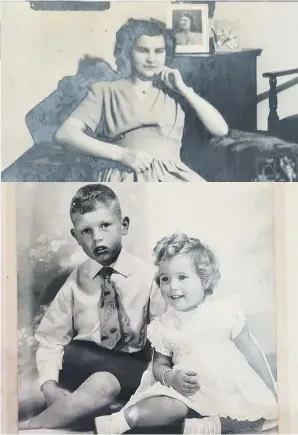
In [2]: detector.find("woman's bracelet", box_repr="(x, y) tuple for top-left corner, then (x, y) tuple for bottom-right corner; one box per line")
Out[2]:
(161, 368), (172, 387)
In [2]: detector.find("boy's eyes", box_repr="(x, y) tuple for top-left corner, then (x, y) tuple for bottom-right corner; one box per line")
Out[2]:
(178, 275), (188, 281)
(82, 228), (92, 235)
(160, 276), (169, 283)
(101, 223), (110, 229)
(81, 223), (110, 234)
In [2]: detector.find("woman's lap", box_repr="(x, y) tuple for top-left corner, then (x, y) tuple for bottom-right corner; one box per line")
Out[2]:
(3, 130), (294, 182)
(1, 144), (204, 182)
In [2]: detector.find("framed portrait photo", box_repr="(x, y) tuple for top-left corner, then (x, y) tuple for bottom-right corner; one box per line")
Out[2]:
(167, 3), (210, 54)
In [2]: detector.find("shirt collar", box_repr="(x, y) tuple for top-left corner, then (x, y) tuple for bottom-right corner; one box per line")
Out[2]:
(89, 248), (130, 279)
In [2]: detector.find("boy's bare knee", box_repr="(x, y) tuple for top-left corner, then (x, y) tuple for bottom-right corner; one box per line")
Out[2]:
(87, 372), (121, 398)
(124, 405), (140, 428)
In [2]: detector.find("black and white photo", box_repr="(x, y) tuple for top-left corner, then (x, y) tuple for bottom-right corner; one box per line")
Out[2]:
(1, 1), (297, 182)
(17, 183), (278, 434)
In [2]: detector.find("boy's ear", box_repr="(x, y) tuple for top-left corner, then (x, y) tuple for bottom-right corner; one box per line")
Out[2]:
(122, 216), (130, 235)
(70, 228), (77, 240)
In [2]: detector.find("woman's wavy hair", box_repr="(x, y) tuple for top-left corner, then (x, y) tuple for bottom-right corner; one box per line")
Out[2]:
(154, 233), (220, 296)
(114, 18), (176, 76)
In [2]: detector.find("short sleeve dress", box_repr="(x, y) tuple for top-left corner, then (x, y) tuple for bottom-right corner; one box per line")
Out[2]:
(124, 296), (278, 422)
(71, 79), (205, 182)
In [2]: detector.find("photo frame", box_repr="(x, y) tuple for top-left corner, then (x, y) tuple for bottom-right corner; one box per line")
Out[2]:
(167, 3), (210, 54)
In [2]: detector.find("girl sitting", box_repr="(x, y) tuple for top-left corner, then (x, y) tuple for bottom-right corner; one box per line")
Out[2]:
(95, 233), (278, 434)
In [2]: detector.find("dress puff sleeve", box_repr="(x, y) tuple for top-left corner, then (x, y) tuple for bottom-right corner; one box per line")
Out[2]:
(147, 317), (173, 357)
(229, 296), (247, 340)
(70, 82), (104, 132)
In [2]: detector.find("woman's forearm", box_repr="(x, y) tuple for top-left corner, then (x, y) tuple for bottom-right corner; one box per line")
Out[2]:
(181, 86), (229, 137)
(55, 117), (125, 162)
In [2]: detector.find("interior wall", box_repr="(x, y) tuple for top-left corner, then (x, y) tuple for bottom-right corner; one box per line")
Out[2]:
(214, 1), (298, 131)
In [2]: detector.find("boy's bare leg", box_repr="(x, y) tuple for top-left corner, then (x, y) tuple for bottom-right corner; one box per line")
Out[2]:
(125, 397), (188, 427)
(19, 372), (120, 430)
(95, 396), (188, 434)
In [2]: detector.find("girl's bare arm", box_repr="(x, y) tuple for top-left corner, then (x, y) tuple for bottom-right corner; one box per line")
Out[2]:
(234, 325), (277, 401)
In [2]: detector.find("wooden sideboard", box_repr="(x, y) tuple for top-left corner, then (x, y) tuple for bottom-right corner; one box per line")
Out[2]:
(173, 49), (262, 132)
(172, 49), (263, 180)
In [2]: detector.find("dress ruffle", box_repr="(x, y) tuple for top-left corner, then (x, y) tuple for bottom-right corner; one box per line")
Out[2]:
(98, 159), (206, 182)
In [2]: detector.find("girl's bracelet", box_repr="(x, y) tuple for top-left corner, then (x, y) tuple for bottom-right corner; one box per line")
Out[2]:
(161, 368), (172, 387)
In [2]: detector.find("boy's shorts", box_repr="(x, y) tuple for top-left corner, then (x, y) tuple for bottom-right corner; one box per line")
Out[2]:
(59, 340), (151, 400)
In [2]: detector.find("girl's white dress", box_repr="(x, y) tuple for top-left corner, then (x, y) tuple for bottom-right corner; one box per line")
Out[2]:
(125, 296), (277, 422)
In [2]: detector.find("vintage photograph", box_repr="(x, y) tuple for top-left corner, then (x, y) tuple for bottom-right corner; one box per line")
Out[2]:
(167, 3), (210, 53)
(1, 1), (298, 182)
(16, 182), (278, 434)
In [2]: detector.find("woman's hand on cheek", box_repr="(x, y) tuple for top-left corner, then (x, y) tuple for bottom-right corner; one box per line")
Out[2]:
(160, 67), (188, 95)
(120, 149), (153, 173)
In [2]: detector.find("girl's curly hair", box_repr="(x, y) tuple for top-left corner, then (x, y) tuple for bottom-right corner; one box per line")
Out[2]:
(114, 18), (176, 76)
(154, 233), (220, 295)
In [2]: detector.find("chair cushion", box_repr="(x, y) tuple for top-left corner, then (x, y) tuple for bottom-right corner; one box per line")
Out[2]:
(278, 114), (298, 143)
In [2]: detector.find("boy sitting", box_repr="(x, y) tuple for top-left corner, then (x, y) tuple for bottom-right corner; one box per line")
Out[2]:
(19, 184), (165, 430)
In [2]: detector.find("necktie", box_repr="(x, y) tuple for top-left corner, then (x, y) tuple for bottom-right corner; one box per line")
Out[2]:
(99, 266), (132, 350)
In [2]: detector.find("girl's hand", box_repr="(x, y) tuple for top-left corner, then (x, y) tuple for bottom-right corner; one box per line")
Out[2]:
(160, 67), (188, 95)
(166, 369), (200, 397)
(120, 149), (153, 173)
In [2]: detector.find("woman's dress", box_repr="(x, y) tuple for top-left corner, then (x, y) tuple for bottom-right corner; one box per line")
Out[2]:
(124, 296), (278, 422)
(69, 79), (205, 182)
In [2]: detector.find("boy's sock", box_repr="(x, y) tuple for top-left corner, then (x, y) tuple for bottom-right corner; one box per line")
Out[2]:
(183, 415), (221, 434)
(94, 410), (131, 434)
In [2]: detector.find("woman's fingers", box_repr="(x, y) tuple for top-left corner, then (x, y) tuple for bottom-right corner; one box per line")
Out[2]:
(135, 163), (146, 173)
(160, 67), (173, 89)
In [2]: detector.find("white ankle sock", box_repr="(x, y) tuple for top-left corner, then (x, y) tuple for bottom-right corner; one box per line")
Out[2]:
(183, 415), (221, 434)
(95, 410), (131, 434)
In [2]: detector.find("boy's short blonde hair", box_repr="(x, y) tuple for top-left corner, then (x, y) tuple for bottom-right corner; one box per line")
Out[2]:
(70, 184), (122, 221)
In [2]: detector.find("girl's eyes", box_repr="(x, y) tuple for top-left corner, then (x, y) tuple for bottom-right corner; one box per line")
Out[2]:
(160, 275), (188, 283)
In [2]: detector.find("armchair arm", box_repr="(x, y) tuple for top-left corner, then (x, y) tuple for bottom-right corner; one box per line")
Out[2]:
(263, 68), (298, 78)
(262, 67), (298, 132)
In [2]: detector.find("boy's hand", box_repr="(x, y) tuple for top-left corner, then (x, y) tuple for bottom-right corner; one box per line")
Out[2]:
(41, 380), (70, 406)
(166, 369), (200, 397)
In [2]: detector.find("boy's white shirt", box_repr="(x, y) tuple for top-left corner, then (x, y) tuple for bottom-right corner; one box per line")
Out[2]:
(35, 249), (166, 388)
